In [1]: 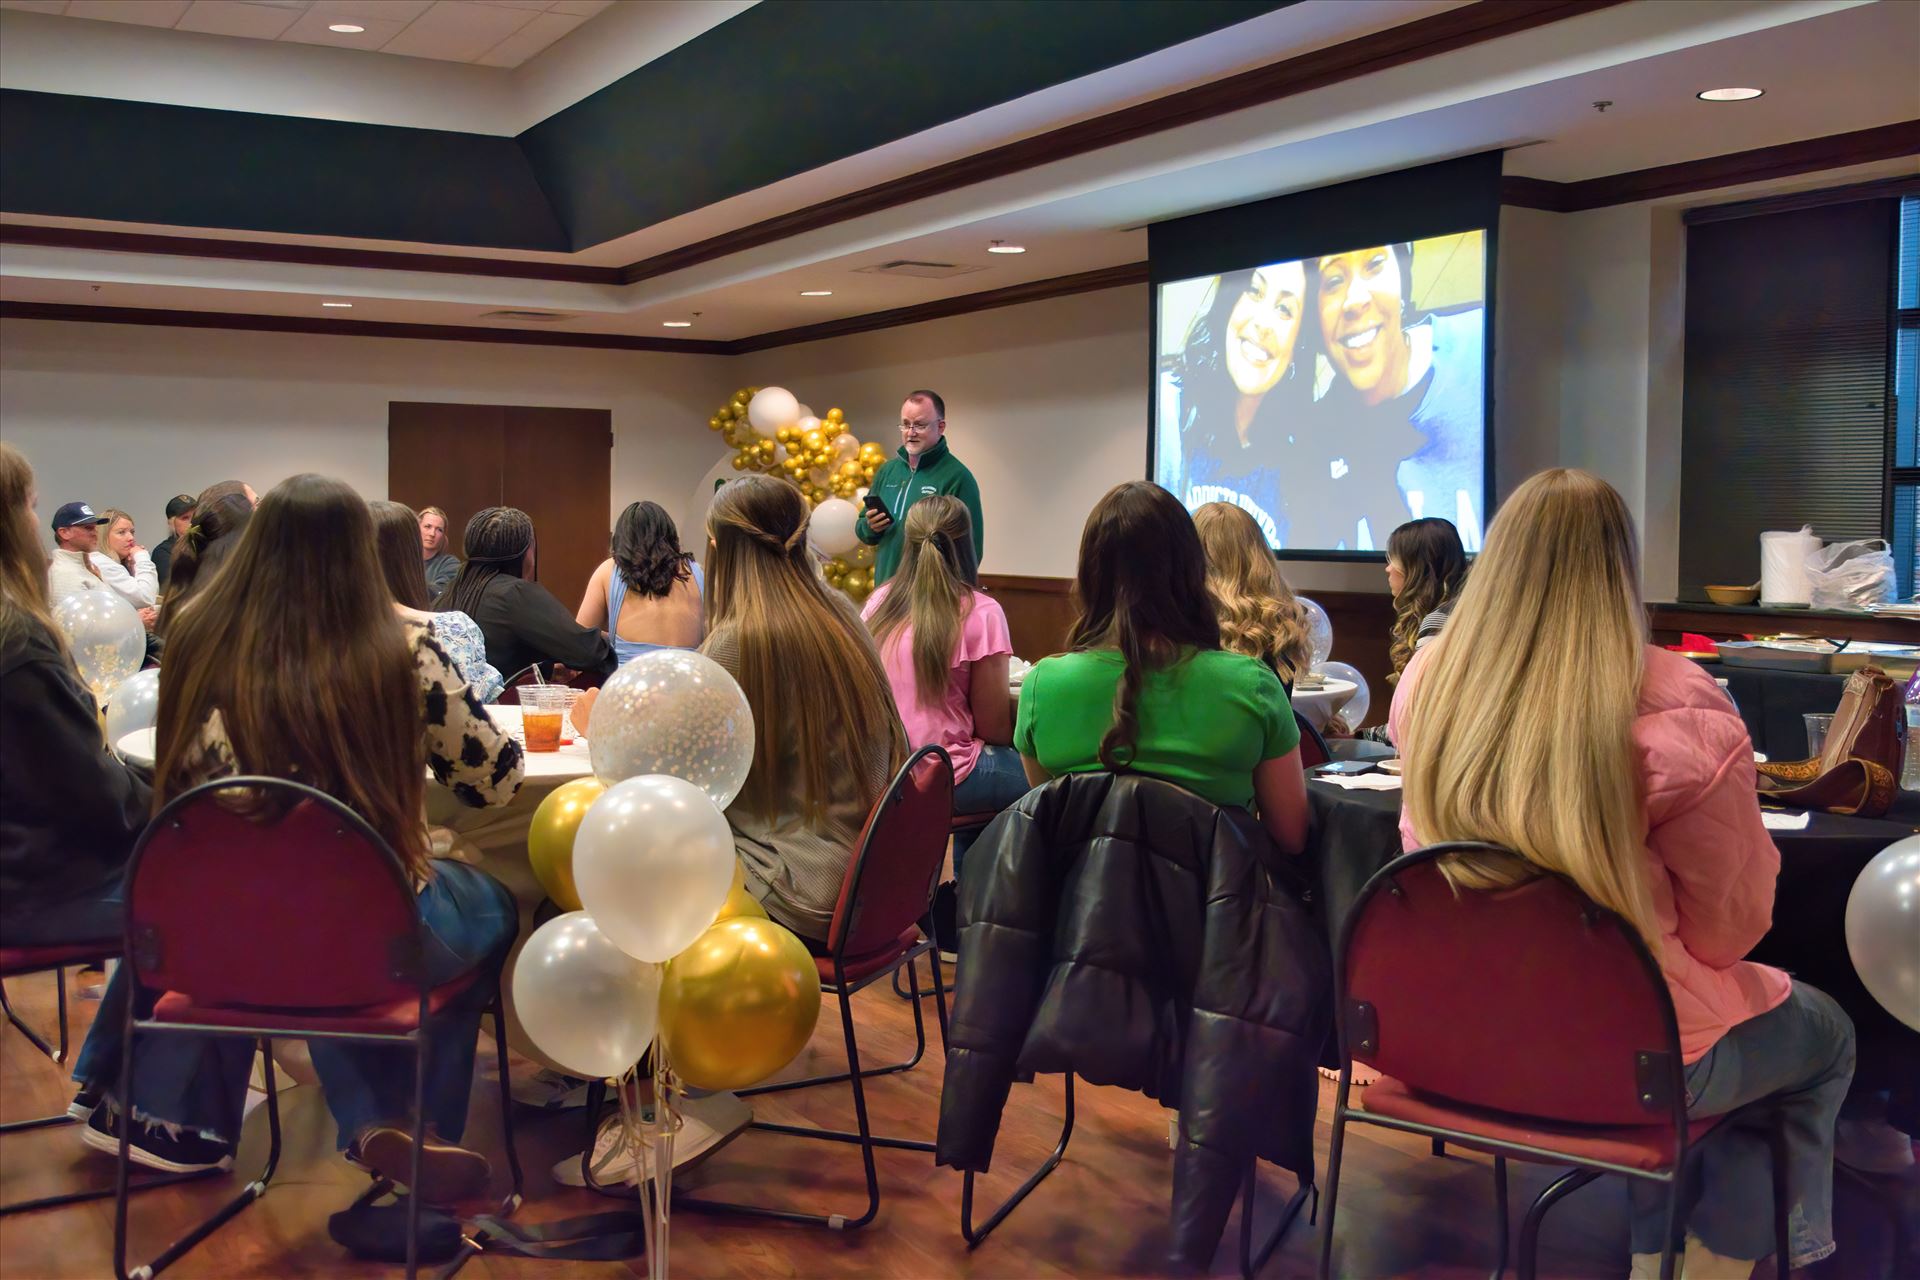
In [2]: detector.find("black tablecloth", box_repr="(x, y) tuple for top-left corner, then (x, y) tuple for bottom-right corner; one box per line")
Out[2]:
(1307, 782), (1920, 1123)
(1699, 663), (1851, 761)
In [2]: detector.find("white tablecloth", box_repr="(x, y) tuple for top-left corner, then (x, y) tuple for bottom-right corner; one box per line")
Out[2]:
(1291, 678), (1359, 732)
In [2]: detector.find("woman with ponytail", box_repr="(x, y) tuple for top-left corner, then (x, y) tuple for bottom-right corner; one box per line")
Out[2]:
(158, 483), (253, 631)
(1388, 469), (1852, 1278)
(434, 506), (613, 683)
(863, 497), (1021, 901)
(1014, 482), (1308, 855)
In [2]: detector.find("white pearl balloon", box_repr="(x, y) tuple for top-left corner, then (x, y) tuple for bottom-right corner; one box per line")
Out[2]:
(808, 497), (861, 558)
(574, 775), (737, 963)
(1318, 660), (1370, 728)
(1845, 836), (1920, 1032)
(512, 912), (661, 1078)
(105, 668), (162, 756)
(745, 386), (799, 439)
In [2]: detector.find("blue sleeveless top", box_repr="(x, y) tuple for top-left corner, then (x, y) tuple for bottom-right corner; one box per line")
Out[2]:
(607, 560), (704, 666)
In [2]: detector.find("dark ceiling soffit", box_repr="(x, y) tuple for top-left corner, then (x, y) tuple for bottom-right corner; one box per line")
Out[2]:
(1499, 120), (1920, 213)
(613, 0), (1626, 284)
(0, 262), (1146, 356)
(0, 0), (1616, 285)
(518, 0), (1294, 250)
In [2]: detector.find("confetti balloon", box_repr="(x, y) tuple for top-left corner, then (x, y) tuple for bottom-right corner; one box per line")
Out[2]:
(588, 649), (754, 810)
(1297, 597), (1334, 671)
(53, 590), (144, 698)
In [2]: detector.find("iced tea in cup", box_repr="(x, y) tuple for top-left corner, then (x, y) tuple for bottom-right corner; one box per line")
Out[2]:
(521, 685), (568, 753)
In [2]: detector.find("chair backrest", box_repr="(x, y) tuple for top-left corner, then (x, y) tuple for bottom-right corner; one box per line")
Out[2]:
(1337, 843), (1684, 1128)
(827, 745), (955, 959)
(125, 777), (427, 1010)
(1295, 709), (1330, 768)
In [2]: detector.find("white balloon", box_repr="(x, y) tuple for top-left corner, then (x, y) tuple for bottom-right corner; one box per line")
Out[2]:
(53, 590), (144, 697)
(574, 775), (737, 962)
(105, 668), (162, 754)
(794, 415), (822, 435)
(809, 497), (861, 558)
(1297, 597), (1334, 671)
(588, 649), (754, 809)
(831, 431), (859, 462)
(1318, 660), (1370, 728)
(745, 386), (799, 439)
(1845, 836), (1920, 1032)
(794, 403), (814, 423)
(512, 912), (662, 1078)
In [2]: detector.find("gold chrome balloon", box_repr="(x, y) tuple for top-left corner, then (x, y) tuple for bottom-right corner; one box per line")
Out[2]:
(526, 776), (607, 912)
(660, 918), (821, 1091)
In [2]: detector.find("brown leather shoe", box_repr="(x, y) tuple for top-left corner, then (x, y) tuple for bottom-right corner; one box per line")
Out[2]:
(348, 1127), (491, 1205)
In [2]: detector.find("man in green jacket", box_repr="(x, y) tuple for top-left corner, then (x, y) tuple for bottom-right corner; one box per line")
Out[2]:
(855, 389), (985, 585)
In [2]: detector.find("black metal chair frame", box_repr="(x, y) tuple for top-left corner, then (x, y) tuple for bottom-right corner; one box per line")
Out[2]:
(110, 778), (524, 1280)
(1295, 709), (1333, 768)
(1, 946), (216, 1217)
(674, 746), (956, 1231)
(1318, 843), (1791, 1280)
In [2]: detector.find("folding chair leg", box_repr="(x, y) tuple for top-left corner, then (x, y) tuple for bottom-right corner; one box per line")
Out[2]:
(0, 972), (62, 1062)
(744, 962), (932, 1097)
(927, 938), (950, 1052)
(407, 1029), (427, 1280)
(1317, 1075), (1354, 1280)
(489, 995), (525, 1217)
(959, 1074), (1074, 1249)
(1237, 1157), (1315, 1279)
(1492, 1155), (1509, 1280)
(1514, 1166), (1598, 1280)
(116, 1036), (282, 1280)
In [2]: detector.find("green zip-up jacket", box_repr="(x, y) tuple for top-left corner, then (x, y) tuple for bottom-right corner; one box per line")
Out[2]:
(853, 436), (984, 585)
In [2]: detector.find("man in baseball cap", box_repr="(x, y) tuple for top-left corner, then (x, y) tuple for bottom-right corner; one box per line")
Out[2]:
(47, 502), (112, 602)
(153, 493), (196, 587)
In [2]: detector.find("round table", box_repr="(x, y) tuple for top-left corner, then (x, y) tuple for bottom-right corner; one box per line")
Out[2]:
(1307, 777), (1920, 1127)
(116, 727), (156, 767)
(1291, 678), (1358, 732)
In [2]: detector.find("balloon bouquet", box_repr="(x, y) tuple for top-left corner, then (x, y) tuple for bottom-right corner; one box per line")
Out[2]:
(705, 385), (889, 603)
(515, 649), (820, 1277)
(52, 590), (158, 756)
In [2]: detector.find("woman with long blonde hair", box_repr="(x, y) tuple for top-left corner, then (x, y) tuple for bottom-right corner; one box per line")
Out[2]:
(1193, 501), (1312, 691)
(1387, 469), (1852, 1278)
(0, 443), (150, 951)
(701, 476), (906, 940)
(863, 497), (1019, 943)
(72, 475), (526, 1197)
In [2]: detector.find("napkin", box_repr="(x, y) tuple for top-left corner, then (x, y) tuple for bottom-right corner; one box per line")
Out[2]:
(1317, 773), (1403, 791)
(1760, 810), (1809, 831)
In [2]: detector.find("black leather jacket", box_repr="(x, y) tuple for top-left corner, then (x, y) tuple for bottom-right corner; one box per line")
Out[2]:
(934, 772), (1330, 1264)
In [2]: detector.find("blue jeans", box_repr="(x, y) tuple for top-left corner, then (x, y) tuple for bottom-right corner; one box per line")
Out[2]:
(74, 860), (518, 1151)
(1627, 982), (1855, 1266)
(950, 744), (1030, 882)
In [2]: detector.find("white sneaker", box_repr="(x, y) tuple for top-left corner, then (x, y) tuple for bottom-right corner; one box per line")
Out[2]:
(1629, 1250), (1678, 1279)
(1679, 1234), (1753, 1279)
(550, 1091), (752, 1189)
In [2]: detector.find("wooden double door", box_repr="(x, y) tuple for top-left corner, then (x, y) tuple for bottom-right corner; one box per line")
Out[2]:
(388, 402), (611, 613)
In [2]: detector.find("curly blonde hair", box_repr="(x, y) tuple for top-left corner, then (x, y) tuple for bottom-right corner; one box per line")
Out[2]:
(1193, 502), (1312, 685)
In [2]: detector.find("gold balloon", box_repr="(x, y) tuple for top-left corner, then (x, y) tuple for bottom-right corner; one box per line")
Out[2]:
(731, 453), (747, 470)
(801, 429), (825, 453)
(711, 882), (768, 925)
(661, 918), (822, 1092)
(526, 776), (607, 912)
(826, 407), (845, 424)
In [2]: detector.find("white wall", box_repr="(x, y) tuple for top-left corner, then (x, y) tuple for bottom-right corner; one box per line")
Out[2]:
(0, 320), (735, 555)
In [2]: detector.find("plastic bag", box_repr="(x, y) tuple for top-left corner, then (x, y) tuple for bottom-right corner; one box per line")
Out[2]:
(1805, 538), (1896, 610)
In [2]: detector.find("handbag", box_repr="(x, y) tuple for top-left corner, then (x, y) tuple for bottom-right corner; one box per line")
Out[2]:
(1755, 666), (1902, 818)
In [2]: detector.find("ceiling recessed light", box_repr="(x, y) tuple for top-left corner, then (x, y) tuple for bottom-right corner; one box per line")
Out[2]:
(1697, 86), (1763, 102)
(321, 301), (353, 308)
(329, 23), (366, 34)
(799, 290), (833, 297)
(987, 241), (1025, 254)
(662, 320), (693, 328)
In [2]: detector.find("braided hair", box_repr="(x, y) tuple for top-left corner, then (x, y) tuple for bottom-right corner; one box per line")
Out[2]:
(436, 507), (534, 615)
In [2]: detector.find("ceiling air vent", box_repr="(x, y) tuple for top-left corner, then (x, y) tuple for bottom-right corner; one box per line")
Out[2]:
(853, 260), (989, 280)
(479, 309), (570, 323)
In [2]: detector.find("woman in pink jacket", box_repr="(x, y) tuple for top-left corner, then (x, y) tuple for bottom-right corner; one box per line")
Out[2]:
(1388, 469), (1853, 1279)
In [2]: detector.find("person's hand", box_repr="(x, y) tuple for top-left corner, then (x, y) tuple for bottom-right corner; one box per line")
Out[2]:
(570, 688), (597, 736)
(550, 663), (579, 685)
(132, 543), (147, 556)
(865, 506), (893, 534)
(138, 606), (158, 631)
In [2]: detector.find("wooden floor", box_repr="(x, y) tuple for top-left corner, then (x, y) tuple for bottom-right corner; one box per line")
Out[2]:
(1, 965), (1912, 1279)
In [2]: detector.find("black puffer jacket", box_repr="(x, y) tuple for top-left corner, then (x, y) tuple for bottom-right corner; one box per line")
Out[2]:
(934, 772), (1330, 1264)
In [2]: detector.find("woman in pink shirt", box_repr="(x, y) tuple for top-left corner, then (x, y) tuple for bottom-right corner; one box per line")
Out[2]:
(1387, 469), (1853, 1279)
(862, 498), (1022, 939)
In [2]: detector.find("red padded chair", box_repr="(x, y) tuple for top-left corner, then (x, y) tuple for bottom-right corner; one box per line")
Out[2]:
(0, 940), (201, 1216)
(113, 778), (524, 1280)
(678, 745), (955, 1231)
(1318, 843), (1790, 1280)
(1295, 709), (1331, 769)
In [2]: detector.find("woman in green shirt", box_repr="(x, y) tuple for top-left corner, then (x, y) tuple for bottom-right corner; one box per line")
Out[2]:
(1014, 482), (1309, 854)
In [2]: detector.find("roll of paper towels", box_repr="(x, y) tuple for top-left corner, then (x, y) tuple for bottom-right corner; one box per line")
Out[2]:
(1759, 528), (1819, 606)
